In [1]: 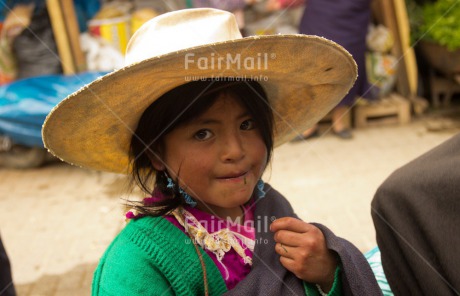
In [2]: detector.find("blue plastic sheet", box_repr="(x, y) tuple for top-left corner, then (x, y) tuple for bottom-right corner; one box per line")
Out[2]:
(0, 72), (107, 147)
(1, 0), (101, 27)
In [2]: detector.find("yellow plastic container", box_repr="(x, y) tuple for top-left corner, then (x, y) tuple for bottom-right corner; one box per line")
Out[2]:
(88, 15), (131, 54)
(130, 8), (159, 35)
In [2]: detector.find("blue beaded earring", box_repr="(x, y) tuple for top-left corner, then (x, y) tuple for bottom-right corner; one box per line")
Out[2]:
(165, 173), (197, 207)
(257, 179), (266, 199)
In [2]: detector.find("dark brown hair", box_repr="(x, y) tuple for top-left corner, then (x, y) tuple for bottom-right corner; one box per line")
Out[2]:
(128, 79), (274, 216)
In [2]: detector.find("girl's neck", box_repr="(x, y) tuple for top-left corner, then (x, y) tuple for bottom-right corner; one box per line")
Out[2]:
(195, 203), (245, 225)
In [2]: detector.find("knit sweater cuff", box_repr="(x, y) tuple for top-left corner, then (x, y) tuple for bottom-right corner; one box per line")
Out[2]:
(303, 265), (342, 296)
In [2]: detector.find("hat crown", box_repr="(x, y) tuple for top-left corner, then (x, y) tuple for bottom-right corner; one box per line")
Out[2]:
(125, 8), (243, 66)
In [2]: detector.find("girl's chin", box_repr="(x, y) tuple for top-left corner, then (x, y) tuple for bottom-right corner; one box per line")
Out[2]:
(198, 195), (253, 210)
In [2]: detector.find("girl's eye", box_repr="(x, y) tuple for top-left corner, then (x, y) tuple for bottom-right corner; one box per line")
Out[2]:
(240, 119), (255, 130)
(194, 129), (213, 140)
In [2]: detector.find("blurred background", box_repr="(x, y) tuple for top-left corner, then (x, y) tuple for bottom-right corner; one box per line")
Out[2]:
(0, 0), (459, 295)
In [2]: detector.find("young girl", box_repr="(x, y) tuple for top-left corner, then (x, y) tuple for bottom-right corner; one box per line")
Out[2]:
(42, 8), (381, 295)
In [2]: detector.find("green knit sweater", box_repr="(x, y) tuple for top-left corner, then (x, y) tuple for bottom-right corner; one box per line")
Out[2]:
(92, 216), (227, 295)
(92, 215), (342, 295)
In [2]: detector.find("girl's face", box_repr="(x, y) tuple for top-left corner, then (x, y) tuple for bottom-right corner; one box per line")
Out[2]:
(153, 93), (268, 217)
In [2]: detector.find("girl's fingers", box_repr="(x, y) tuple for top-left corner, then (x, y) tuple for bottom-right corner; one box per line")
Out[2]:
(270, 217), (312, 233)
(279, 255), (299, 272)
(275, 243), (296, 259)
(273, 229), (308, 247)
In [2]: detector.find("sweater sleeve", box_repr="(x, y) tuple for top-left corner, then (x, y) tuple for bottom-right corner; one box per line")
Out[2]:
(303, 265), (342, 296)
(92, 233), (174, 296)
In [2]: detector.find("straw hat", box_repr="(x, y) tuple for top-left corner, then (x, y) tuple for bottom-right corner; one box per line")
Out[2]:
(42, 8), (357, 174)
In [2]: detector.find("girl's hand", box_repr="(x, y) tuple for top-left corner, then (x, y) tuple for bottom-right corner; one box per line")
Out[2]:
(270, 217), (338, 292)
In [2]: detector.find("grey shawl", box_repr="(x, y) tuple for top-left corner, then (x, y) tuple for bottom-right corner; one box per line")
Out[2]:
(226, 185), (382, 295)
(372, 133), (460, 295)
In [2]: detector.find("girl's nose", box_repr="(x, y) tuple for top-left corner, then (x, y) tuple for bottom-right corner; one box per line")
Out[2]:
(221, 133), (245, 162)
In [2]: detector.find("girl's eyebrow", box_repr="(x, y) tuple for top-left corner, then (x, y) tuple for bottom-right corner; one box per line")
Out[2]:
(194, 112), (250, 125)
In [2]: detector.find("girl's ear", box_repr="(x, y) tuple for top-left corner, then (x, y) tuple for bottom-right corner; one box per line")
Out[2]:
(146, 148), (166, 171)
(151, 156), (165, 171)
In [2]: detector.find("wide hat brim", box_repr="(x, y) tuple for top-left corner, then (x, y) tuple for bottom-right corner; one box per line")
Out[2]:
(42, 34), (357, 174)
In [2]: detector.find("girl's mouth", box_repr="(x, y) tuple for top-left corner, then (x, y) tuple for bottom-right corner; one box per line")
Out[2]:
(217, 171), (249, 182)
